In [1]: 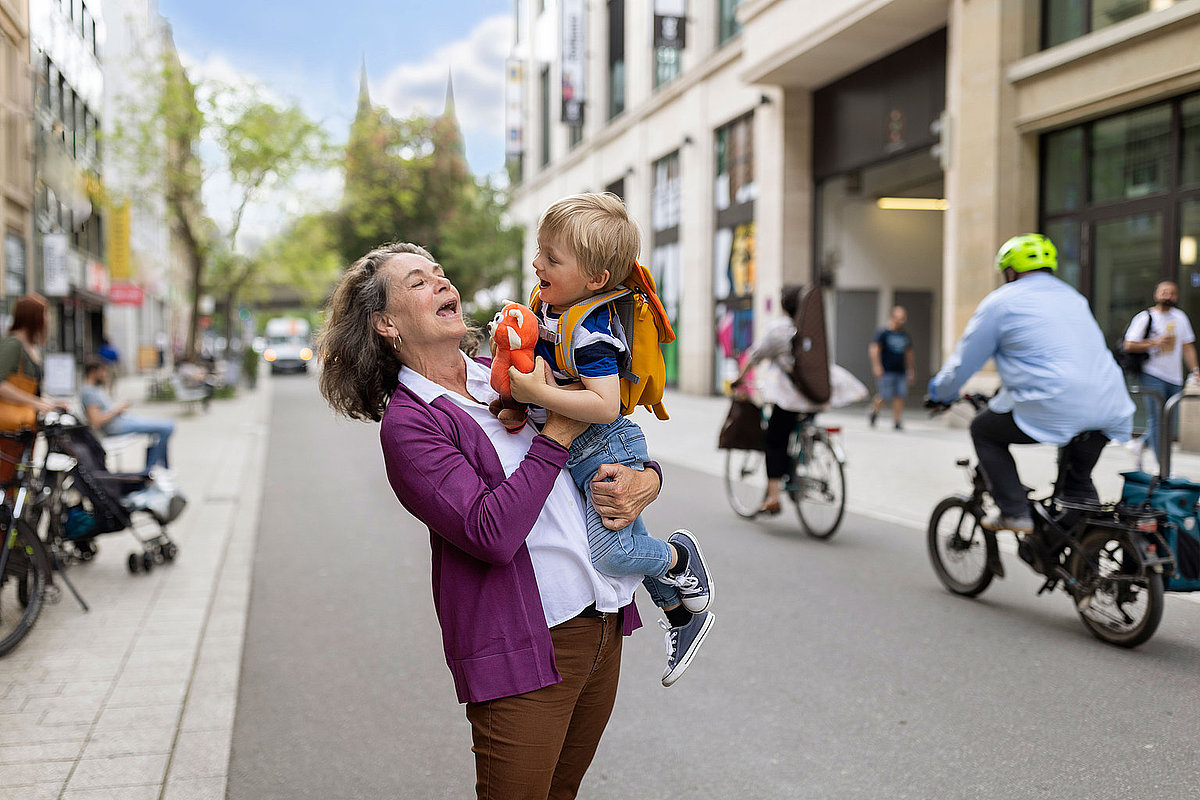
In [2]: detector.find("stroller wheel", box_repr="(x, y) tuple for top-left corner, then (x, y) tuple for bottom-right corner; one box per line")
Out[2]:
(163, 543), (178, 562)
(141, 552), (154, 573)
(127, 553), (139, 574)
(77, 540), (97, 561)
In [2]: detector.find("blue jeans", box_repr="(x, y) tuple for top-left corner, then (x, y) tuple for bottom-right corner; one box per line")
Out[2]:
(566, 416), (678, 610)
(876, 371), (909, 400)
(105, 415), (175, 471)
(1139, 373), (1181, 463)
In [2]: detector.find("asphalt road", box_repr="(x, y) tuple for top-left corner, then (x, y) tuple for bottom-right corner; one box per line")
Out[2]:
(229, 373), (1200, 800)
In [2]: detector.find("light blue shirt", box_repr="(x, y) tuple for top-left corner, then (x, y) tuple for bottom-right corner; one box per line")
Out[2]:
(929, 272), (1134, 445)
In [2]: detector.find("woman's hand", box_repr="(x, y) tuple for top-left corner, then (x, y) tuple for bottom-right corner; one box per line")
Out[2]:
(591, 463), (661, 530)
(540, 409), (589, 449)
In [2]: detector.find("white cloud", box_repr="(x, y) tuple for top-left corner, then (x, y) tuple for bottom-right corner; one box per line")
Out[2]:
(376, 14), (512, 174)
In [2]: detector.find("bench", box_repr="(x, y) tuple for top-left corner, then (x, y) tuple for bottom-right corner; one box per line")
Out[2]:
(170, 374), (210, 413)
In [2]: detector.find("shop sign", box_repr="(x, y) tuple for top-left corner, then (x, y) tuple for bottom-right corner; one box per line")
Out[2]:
(43, 232), (70, 297)
(109, 282), (144, 306)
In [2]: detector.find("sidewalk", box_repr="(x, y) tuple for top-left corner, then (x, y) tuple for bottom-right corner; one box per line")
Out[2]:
(0, 371), (272, 800)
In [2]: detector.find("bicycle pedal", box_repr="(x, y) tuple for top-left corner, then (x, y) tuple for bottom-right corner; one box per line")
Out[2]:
(1035, 577), (1057, 596)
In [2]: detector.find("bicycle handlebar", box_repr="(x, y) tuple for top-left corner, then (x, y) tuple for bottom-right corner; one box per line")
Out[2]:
(924, 393), (989, 416)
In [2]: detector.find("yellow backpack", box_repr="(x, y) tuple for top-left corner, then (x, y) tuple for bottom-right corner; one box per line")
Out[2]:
(530, 263), (675, 420)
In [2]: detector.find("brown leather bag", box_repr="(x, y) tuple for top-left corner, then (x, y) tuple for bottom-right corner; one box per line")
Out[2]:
(0, 370), (38, 431)
(718, 397), (765, 451)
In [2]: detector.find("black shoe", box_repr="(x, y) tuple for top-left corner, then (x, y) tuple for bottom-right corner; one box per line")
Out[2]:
(868, 409), (878, 428)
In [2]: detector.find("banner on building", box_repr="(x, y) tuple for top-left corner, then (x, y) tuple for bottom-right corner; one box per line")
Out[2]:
(107, 201), (132, 281)
(109, 282), (144, 306)
(654, 0), (687, 49)
(561, 0), (586, 127)
(505, 59), (524, 156)
(43, 232), (70, 297)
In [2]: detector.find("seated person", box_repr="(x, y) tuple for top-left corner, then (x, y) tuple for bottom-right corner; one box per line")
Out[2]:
(80, 357), (175, 473)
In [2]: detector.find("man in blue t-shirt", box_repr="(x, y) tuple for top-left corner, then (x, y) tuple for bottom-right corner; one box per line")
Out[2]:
(868, 305), (915, 430)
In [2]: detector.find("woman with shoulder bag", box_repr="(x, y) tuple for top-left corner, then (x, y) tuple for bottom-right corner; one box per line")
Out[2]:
(0, 295), (63, 486)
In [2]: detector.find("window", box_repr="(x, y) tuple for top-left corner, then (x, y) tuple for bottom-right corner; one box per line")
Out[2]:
(569, 125), (583, 149)
(1040, 93), (1200, 344)
(5, 233), (25, 298)
(654, 45), (681, 89)
(1042, 0), (1180, 49)
(718, 0), (742, 45)
(652, 151), (682, 385)
(608, 0), (625, 119)
(713, 114), (756, 392)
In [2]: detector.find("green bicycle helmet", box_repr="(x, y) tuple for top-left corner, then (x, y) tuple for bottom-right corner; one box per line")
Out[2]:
(995, 233), (1057, 273)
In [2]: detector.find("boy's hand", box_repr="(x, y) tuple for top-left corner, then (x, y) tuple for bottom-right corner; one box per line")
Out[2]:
(508, 357), (552, 404)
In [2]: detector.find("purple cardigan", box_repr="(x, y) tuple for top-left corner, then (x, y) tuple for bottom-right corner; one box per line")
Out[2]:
(379, 376), (643, 704)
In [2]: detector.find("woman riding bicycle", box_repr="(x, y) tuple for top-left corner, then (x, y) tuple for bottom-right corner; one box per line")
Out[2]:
(926, 233), (1134, 535)
(732, 285), (865, 515)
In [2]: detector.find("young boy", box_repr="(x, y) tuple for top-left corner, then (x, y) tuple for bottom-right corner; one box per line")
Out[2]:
(506, 192), (714, 686)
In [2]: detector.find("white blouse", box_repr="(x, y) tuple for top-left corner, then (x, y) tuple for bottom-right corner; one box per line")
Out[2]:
(397, 352), (639, 626)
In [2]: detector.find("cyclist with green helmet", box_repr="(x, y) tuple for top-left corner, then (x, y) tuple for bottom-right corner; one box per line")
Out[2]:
(927, 233), (1134, 534)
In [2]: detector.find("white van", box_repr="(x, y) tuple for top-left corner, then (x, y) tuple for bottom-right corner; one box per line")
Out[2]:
(263, 317), (314, 374)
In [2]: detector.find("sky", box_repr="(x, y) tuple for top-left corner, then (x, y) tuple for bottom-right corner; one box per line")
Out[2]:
(153, 0), (514, 247)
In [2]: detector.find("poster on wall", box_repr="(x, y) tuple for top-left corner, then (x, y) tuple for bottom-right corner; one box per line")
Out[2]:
(560, 0), (586, 126)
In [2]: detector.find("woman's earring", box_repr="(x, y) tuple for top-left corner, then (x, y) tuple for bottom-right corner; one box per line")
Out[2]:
(391, 336), (402, 352)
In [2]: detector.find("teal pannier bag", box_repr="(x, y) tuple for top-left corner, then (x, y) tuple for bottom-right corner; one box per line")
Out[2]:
(1120, 470), (1200, 592)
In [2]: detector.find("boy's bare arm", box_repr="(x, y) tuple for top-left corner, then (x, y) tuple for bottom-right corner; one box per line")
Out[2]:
(509, 359), (620, 424)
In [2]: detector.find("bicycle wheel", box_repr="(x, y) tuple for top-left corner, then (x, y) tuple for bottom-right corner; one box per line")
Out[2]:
(725, 448), (767, 519)
(792, 434), (846, 539)
(1069, 527), (1164, 648)
(927, 496), (994, 596)
(0, 519), (51, 657)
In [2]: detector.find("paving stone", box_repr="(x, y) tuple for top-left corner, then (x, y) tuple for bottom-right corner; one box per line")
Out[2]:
(162, 775), (225, 800)
(6, 781), (68, 800)
(0, 739), (85, 765)
(66, 752), (169, 790)
(165, 729), (230, 780)
(61, 785), (161, 800)
(82, 725), (176, 759)
(0, 757), (74, 787)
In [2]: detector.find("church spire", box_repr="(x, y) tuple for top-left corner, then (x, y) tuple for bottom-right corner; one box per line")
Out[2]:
(356, 56), (371, 120)
(443, 69), (456, 117)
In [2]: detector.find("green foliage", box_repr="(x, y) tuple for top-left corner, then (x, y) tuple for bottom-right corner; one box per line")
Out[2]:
(337, 103), (521, 306)
(248, 213), (343, 308)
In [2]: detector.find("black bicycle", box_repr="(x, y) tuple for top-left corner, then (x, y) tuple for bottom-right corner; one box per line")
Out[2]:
(725, 411), (847, 538)
(926, 395), (1173, 647)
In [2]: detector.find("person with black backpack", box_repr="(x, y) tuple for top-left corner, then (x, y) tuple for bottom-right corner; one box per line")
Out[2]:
(1122, 281), (1199, 470)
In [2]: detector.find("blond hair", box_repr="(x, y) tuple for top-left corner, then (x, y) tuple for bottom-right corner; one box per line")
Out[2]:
(537, 192), (640, 288)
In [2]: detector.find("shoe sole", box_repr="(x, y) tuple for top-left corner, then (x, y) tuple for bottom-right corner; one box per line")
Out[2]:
(662, 612), (715, 687)
(980, 520), (1034, 534)
(669, 529), (713, 614)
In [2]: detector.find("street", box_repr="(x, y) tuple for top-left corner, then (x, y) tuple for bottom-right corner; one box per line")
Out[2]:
(230, 374), (1200, 799)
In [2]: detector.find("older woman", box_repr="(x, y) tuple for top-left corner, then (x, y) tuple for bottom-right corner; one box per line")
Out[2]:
(317, 242), (662, 800)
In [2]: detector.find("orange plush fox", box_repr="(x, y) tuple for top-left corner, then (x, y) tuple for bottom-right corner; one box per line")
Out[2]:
(489, 302), (540, 432)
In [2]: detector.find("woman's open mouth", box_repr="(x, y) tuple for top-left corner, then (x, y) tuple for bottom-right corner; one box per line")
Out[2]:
(437, 298), (459, 318)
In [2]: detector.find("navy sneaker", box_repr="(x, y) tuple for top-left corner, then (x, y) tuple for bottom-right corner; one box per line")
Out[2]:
(660, 529), (713, 613)
(661, 611), (715, 687)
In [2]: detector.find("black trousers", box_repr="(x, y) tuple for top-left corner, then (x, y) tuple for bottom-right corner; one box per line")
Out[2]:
(969, 409), (1108, 518)
(765, 407), (801, 479)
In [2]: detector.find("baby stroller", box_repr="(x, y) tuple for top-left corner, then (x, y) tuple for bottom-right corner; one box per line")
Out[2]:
(38, 413), (186, 574)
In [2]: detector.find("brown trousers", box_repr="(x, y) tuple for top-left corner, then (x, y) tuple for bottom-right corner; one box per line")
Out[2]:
(465, 612), (623, 800)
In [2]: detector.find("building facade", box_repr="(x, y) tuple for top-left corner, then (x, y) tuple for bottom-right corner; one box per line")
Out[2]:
(0, 0), (32, 319)
(507, 0), (1200, 397)
(31, 0), (106, 361)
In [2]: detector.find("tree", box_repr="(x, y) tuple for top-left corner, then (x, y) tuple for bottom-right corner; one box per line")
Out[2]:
(248, 212), (343, 309)
(338, 101), (520, 313)
(203, 93), (330, 341)
(111, 54), (328, 357)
